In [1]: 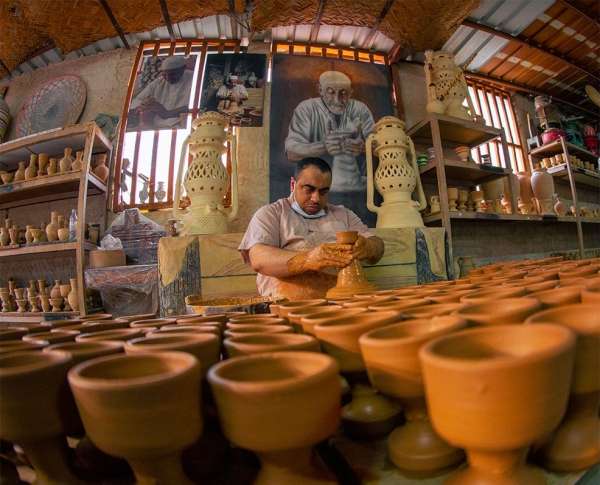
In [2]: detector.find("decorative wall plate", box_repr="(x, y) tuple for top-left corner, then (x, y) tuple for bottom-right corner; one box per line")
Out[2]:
(16, 76), (86, 137)
(93, 113), (120, 140)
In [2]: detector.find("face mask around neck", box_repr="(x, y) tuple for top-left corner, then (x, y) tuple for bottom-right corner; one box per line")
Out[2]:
(291, 200), (326, 219)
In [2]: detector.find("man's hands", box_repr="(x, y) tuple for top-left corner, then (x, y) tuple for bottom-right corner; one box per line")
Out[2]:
(351, 236), (379, 262)
(324, 120), (365, 157)
(137, 97), (169, 119)
(287, 243), (353, 275)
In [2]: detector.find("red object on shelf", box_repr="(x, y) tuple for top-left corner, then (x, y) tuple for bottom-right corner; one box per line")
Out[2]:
(541, 129), (565, 144)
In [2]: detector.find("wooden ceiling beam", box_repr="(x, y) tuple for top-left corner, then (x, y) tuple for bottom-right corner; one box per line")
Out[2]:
(361, 0), (395, 50)
(229, 0), (238, 40)
(309, 0), (327, 44)
(464, 71), (598, 118)
(98, 0), (130, 49)
(555, 0), (600, 29)
(157, 0), (176, 43)
(462, 19), (599, 82)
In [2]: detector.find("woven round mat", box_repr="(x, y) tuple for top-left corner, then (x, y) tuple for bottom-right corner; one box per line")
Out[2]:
(16, 75), (86, 137)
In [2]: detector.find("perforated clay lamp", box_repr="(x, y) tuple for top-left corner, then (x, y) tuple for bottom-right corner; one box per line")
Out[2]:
(173, 111), (238, 235)
(359, 316), (467, 476)
(526, 303), (600, 472)
(208, 351), (341, 485)
(69, 352), (202, 485)
(326, 231), (376, 298)
(0, 350), (89, 485)
(419, 324), (576, 485)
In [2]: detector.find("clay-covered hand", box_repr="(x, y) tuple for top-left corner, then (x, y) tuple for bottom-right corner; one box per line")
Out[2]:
(287, 243), (353, 275)
(342, 137), (365, 156)
(351, 236), (378, 262)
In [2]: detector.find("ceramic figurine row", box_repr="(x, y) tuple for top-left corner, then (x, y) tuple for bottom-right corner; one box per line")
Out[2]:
(0, 216), (100, 247)
(0, 278), (79, 313)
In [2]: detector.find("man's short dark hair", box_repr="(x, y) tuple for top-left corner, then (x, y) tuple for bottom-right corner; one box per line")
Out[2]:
(294, 157), (332, 179)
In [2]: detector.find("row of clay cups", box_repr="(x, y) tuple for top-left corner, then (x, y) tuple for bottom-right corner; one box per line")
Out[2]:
(569, 154), (599, 173)
(269, 292), (599, 476)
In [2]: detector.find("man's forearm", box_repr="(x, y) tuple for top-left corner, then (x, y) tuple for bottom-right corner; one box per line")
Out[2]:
(248, 244), (300, 278)
(286, 141), (327, 161)
(364, 236), (384, 265)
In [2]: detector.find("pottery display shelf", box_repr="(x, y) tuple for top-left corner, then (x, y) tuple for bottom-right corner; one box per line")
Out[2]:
(529, 137), (600, 260)
(0, 122), (112, 319)
(407, 112), (520, 263)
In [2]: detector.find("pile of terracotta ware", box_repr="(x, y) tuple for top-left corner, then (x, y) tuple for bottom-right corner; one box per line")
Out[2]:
(0, 255), (598, 485)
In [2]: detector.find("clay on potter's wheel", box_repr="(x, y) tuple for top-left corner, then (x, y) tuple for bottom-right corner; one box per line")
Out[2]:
(327, 231), (377, 298)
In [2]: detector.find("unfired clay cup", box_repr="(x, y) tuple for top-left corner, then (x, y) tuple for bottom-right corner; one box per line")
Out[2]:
(452, 297), (541, 325)
(527, 286), (583, 309)
(419, 324), (576, 485)
(208, 351), (340, 485)
(223, 333), (320, 358)
(278, 299), (328, 318)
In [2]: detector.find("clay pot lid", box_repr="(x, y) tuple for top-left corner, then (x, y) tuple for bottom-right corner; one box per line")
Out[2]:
(368, 298), (429, 312)
(452, 297), (542, 325)
(401, 303), (470, 319)
(420, 323), (575, 368)
(527, 286), (583, 309)
(286, 305), (343, 325)
(460, 286), (527, 302)
(525, 303), (599, 334)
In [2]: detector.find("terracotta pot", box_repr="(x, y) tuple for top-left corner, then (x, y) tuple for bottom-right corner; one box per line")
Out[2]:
(46, 212), (60, 242)
(0, 341), (49, 355)
(23, 330), (80, 345)
(530, 168), (555, 214)
(452, 297), (541, 326)
(124, 333), (220, 379)
(419, 324), (576, 485)
(59, 148), (73, 173)
(208, 351), (340, 485)
(527, 286), (583, 309)
(228, 313), (280, 322)
(285, 305), (343, 332)
(24, 154), (38, 180)
(79, 313), (113, 321)
(359, 316), (467, 474)
(75, 328), (144, 343)
(368, 298), (430, 312)
(299, 307), (366, 336)
(0, 350), (88, 485)
(460, 286), (527, 302)
(223, 324), (293, 339)
(71, 151), (84, 171)
(69, 352), (202, 485)
(94, 154), (109, 182)
(525, 304), (599, 471)
(313, 310), (402, 373)
(115, 313), (156, 323)
(278, 299), (328, 318)
(223, 333), (320, 358)
(152, 325), (221, 338)
(225, 316), (288, 328)
(129, 318), (176, 329)
(558, 265), (599, 280)
(401, 302), (469, 320)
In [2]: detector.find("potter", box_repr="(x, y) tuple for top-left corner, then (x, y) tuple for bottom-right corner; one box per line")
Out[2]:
(238, 157), (384, 301)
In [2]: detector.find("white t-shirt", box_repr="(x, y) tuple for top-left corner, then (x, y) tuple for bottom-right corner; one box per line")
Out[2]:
(238, 198), (374, 300)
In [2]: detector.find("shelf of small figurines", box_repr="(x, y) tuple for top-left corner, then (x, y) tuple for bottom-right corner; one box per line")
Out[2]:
(0, 278), (82, 315)
(530, 137), (599, 162)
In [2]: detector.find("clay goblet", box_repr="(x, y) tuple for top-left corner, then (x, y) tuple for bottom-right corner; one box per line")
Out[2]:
(419, 324), (576, 485)
(208, 351), (341, 485)
(359, 316), (468, 476)
(60, 284), (72, 311)
(447, 188), (459, 212)
(526, 303), (600, 471)
(0, 351), (88, 485)
(69, 352), (202, 485)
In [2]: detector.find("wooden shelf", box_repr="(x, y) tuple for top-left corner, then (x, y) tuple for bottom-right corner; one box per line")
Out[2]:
(0, 311), (79, 324)
(423, 211), (583, 224)
(408, 113), (503, 147)
(0, 171), (107, 208)
(0, 122), (111, 166)
(548, 163), (600, 188)
(530, 138), (599, 163)
(0, 241), (98, 260)
(420, 160), (510, 185)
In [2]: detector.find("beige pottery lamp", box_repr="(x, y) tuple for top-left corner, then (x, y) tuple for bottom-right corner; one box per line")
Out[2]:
(526, 303), (600, 471)
(419, 324), (576, 485)
(359, 316), (467, 476)
(365, 116), (426, 228)
(208, 351), (341, 485)
(0, 350), (88, 485)
(68, 352), (202, 485)
(173, 111), (238, 235)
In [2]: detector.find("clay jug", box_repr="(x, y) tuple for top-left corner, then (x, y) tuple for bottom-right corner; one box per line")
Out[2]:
(14, 162), (26, 182)
(0, 227), (9, 247)
(24, 154), (38, 180)
(38, 153), (50, 176)
(25, 225), (34, 244)
(50, 280), (62, 299)
(59, 148), (73, 173)
(71, 151), (84, 171)
(457, 255), (476, 277)
(93, 154), (109, 182)
(0, 87), (10, 143)
(531, 167), (555, 210)
(58, 215), (66, 229)
(46, 212), (60, 241)
(554, 195), (568, 216)
(48, 158), (58, 175)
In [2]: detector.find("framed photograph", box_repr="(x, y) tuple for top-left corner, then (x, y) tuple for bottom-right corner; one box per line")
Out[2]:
(270, 54), (395, 228)
(126, 54), (198, 132)
(199, 53), (268, 127)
